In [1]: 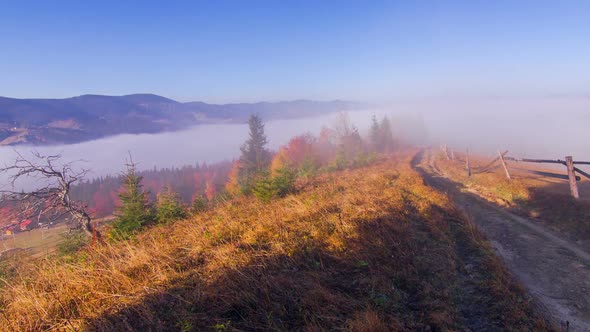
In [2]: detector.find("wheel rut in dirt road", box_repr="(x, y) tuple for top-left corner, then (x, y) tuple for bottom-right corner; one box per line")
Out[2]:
(412, 150), (590, 331)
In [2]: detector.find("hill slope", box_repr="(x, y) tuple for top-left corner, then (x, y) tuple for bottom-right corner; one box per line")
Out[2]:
(0, 153), (552, 331)
(0, 95), (361, 145)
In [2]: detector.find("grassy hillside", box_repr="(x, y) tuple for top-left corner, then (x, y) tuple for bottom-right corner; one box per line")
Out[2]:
(0, 152), (551, 331)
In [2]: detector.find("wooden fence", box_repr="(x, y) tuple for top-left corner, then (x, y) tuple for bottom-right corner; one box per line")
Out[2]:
(440, 145), (590, 199)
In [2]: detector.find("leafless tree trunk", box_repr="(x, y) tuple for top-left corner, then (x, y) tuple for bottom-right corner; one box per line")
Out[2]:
(0, 151), (103, 244)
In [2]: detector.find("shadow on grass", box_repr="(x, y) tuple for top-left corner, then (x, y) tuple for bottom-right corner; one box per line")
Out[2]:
(85, 198), (548, 331)
(417, 150), (590, 245)
(512, 182), (590, 243)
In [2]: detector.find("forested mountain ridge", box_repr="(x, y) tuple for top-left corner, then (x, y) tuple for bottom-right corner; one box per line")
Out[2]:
(0, 94), (362, 146)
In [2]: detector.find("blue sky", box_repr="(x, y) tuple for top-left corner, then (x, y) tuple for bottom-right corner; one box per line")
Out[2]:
(1, 1), (589, 102)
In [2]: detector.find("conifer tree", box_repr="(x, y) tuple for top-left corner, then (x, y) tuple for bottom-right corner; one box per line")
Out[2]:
(112, 159), (155, 238)
(237, 114), (270, 192)
(379, 116), (394, 152)
(369, 114), (380, 150)
(156, 187), (187, 223)
(190, 195), (208, 214)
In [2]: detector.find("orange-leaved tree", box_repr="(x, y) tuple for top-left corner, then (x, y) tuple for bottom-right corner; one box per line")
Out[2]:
(270, 134), (317, 176)
(225, 161), (242, 195)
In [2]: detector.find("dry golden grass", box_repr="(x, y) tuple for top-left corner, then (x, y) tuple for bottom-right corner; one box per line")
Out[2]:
(0, 224), (68, 259)
(436, 150), (590, 242)
(0, 151), (552, 331)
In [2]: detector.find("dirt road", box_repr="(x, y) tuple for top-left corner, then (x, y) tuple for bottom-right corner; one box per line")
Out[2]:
(414, 150), (590, 331)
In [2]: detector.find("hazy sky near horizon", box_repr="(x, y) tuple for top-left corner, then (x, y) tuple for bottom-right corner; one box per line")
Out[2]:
(1, 1), (589, 102)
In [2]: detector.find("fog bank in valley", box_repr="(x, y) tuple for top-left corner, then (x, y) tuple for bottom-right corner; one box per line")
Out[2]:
(0, 111), (382, 190)
(0, 96), (587, 190)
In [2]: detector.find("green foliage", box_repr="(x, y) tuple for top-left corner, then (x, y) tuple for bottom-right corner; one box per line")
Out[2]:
(57, 231), (88, 256)
(212, 321), (231, 331)
(252, 176), (274, 202)
(238, 114), (271, 193)
(156, 187), (188, 223)
(252, 168), (296, 202)
(297, 157), (318, 179)
(236, 174), (257, 195)
(271, 167), (296, 197)
(111, 161), (155, 239)
(191, 195), (208, 214)
(178, 319), (193, 332)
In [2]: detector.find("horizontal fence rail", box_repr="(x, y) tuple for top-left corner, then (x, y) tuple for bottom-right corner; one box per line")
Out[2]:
(440, 145), (589, 199)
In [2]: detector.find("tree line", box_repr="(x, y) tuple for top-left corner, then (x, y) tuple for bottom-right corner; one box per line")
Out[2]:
(226, 113), (396, 201)
(0, 112), (397, 242)
(69, 162), (231, 218)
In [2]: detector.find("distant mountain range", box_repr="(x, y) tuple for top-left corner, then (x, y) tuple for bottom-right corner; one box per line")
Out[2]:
(0, 94), (364, 145)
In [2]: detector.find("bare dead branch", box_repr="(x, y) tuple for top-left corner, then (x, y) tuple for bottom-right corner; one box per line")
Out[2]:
(0, 151), (103, 244)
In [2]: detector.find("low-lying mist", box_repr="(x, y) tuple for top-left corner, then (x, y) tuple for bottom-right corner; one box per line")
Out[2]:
(0, 95), (587, 190)
(0, 111), (384, 190)
(413, 96), (590, 161)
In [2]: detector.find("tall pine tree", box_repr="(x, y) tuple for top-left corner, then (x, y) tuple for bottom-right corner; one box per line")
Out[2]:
(237, 114), (271, 193)
(369, 114), (395, 152)
(369, 114), (380, 150)
(379, 116), (394, 152)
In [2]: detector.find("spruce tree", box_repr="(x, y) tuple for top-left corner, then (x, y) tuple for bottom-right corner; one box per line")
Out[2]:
(379, 116), (394, 152)
(369, 114), (380, 150)
(112, 160), (154, 238)
(156, 187), (187, 223)
(191, 195), (208, 214)
(238, 114), (270, 192)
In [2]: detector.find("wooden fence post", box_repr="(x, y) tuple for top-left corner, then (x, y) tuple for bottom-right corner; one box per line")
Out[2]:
(498, 150), (511, 180)
(443, 145), (450, 160)
(466, 149), (471, 176)
(565, 156), (580, 199)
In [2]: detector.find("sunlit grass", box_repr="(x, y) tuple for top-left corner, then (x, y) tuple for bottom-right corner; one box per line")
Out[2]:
(435, 150), (590, 242)
(0, 151), (551, 331)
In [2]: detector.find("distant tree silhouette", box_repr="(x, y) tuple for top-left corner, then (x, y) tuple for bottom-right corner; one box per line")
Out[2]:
(369, 115), (394, 152)
(236, 114), (271, 193)
(379, 116), (394, 152)
(369, 114), (380, 150)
